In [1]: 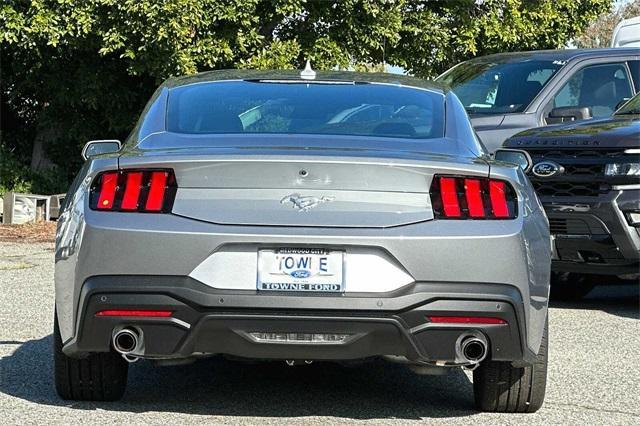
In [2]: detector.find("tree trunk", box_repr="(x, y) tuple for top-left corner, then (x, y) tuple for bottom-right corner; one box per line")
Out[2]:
(30, 124), (56, 171)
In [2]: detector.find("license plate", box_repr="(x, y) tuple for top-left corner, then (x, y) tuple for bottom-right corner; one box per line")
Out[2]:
(257, 248), (344, 292)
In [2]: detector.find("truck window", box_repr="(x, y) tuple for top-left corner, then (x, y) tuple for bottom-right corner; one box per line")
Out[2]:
(628, 60), (639, 92)
(551, 63), (634, 118)
(437, 60), (561, 114)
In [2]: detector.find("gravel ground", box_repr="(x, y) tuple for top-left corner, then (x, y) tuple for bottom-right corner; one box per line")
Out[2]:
(1, 241), (639, 425)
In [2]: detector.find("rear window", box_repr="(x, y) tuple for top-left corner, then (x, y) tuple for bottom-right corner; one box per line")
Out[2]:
(167, 81), (445, 139)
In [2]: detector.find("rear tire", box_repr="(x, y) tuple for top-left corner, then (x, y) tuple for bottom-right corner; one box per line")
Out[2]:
(473, 319), (548, 413)
(53, 310), (128, 401)
(550, 272), (597, 301)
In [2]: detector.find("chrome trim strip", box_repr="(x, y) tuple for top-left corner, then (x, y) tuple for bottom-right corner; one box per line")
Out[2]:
(170, 318), (191, 330)
(612, 184), (640, 190)
(624, 149), (640, 154)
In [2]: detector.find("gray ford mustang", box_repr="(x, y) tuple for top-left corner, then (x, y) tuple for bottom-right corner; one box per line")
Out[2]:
(54, 69), (551, 412)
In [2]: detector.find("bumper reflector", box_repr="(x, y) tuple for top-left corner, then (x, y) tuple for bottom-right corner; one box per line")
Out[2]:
(428, 316), (507, 325)
(249, 332), (351, 343)
(95, 310), (173, 317)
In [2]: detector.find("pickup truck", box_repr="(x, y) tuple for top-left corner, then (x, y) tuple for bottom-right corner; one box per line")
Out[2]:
(437, 48), (640, 152)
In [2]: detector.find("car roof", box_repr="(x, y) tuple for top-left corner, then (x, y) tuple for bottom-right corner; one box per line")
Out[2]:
(461, 48), (640, 64)
(163, 69), (448, 94)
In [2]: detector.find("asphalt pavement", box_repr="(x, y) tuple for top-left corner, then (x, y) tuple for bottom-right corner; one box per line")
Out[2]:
(1, 241), (639, 425)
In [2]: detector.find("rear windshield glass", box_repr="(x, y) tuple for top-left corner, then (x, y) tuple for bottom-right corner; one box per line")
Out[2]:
(438, 60), (562, 114)
(167, 81), (445, 139)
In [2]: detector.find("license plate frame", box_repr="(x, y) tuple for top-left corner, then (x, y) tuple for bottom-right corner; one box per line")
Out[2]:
(257, 248), (345, 292)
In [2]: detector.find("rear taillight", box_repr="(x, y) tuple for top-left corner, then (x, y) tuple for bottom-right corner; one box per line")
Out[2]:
(89, 169), (177, 213)
(430, 175), (517, 219)
(427, 316), (507, 325)
(95, 309), (173, 317)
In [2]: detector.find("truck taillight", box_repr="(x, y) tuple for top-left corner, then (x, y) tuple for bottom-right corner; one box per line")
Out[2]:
(89, 169), (177, 213)
(430, 175), (517, 219)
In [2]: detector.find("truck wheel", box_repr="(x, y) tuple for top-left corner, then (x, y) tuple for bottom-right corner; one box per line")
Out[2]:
(53, 310), (128, 401)
(550, 272), (597, 301)
(473, 319), (548, 413)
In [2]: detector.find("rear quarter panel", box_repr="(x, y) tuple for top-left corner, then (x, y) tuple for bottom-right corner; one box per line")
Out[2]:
(490, 162), (551, 350)
(55, 156), (118, 342)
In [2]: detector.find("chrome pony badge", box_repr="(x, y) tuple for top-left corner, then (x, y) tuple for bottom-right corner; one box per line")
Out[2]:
(280, 193), (334, 212)
(532, 161), (564, 178)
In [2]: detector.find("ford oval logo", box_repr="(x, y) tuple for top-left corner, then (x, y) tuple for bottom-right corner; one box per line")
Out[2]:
(532, 161), (564, 178)
(290, 270), (311, 278)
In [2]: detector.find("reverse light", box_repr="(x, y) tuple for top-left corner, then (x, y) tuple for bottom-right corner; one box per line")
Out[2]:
(90, 169), (177, 212)
(428, 316), (507, 325)
(604, 163), (640, 176)
(95, 310), (173, 317)
(430, 176), (517, 219)
(248, 332), (351, 343)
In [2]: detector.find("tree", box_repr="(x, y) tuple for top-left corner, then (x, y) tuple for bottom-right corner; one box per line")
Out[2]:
(0, 0), (612, 192)
(574, 0), (640, 48)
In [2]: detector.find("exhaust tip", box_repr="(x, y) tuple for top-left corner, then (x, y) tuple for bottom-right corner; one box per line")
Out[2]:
(461, 337), (487, 363)
(113, 328), (139, 354)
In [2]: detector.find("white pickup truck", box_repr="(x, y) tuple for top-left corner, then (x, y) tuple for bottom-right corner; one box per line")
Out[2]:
(612, 17), (640, 48)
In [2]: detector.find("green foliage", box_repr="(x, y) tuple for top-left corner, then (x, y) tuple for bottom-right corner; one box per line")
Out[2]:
(0, 0), (612, 193)
(0, 146), (33, 196)
(0, 145), (68, 196)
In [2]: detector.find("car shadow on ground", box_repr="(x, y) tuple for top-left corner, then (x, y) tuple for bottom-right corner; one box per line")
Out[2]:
(550, 282), (639, 320)
(0, 335), (476, 419)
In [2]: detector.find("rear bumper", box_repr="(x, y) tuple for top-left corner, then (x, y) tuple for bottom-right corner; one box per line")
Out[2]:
(62, 276), (536, 366)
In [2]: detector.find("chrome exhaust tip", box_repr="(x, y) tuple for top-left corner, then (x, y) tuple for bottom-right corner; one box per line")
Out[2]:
(460, 336), (488, 364)
(112, 328), (140, 355)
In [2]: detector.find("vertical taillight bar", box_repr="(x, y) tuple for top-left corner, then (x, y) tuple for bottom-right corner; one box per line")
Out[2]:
(120, 172), (143, 210)
(489, 180), (510, 218)
(96, 172), (118, 210)
(145, 171), (168, 211)
(464, 179), (485, 218)
(439, 177), (461, 218)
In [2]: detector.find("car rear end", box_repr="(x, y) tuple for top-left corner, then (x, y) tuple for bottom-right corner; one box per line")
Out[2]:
(56, 149), (547, 366)
(54, 72), (550, 410)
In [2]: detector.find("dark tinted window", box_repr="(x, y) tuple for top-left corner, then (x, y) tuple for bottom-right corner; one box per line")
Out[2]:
(552, 62), (634, 118)
(628, 60), (640, 92)
(438, 60), (562, 114)
(167, 81), (445, 139)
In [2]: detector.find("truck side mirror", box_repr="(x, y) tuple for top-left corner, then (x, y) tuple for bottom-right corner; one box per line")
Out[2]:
(81, 140), (121, 161)
(547, 107), (592, 124)
(494, 149), (532, 173)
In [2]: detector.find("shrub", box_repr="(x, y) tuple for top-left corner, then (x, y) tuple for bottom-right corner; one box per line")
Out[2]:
(0, 145), (69, 196)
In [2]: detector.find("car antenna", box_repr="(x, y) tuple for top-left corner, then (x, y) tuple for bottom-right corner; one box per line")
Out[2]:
(300, 60), (316, 80)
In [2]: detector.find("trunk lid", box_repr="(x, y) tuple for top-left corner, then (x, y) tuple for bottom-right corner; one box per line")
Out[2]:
(119, 135), (489, 228)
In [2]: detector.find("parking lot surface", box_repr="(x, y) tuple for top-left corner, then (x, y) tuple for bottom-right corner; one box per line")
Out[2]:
(1, 241), (639, 425)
